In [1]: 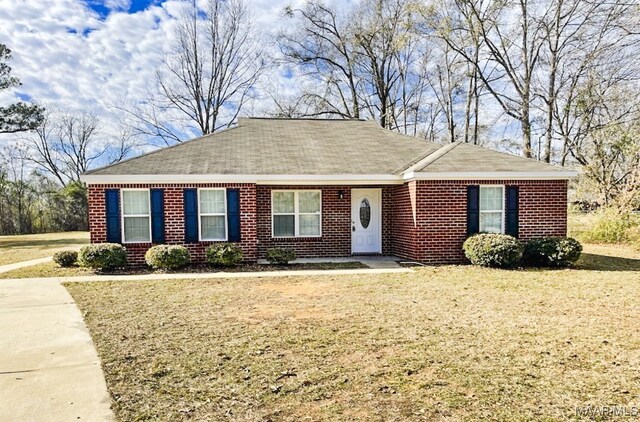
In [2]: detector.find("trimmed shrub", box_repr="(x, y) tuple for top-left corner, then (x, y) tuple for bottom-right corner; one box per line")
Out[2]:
(145, 245), (191, 270)
(523, 237), (583, 267)
(265, 247), (296, 265)
(205, 243), (243, 267)
(53, 250), (78, 267)
(463, 233), (524, 268)
(78, 243), (127, 271)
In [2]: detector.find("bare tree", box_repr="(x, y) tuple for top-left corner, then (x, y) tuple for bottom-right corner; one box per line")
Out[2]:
(547, 1), (640, 164)
(278, 0), (427, 133)
(440, 0), (549, 158)
(423, 40), (466, 142)
(278, 1), (363, 119)
(55, 113), (101, 181)
(535, 0), (638, 163)
(0, 146), (37, 233)
(131, 0), (265, 145)
(352, 0), (416, 129)
(570, 107), (640, 207)
(416, 0), (486, 144)
(20, 111), (136, 185)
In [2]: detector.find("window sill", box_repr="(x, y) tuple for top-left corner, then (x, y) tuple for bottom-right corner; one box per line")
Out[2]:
(271, 236), (323, 242)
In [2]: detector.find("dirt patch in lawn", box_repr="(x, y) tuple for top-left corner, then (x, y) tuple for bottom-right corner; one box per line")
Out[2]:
(66, 250), (640, 421)
(257, 279), (342, 296)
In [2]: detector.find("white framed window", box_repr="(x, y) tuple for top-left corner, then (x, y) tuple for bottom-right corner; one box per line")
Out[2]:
(121, 189), (151, 243)
(479, 185), (505, 234)
(198, 188), (227, 241)
(272, 190), (322, 237)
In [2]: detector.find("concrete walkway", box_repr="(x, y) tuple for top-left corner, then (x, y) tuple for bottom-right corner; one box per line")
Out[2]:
(3, 266), (413, 284)
(257, 255), (404, 269)
(0, 256), (53, 274)
(0, 278), (114, 421)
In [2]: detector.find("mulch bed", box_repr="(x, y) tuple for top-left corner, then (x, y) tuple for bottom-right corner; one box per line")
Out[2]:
(96, 261), (368, 276)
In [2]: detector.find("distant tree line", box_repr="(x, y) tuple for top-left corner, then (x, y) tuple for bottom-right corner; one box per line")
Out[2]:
(0, 44), (137, 234)
(1, 0), (639, 235)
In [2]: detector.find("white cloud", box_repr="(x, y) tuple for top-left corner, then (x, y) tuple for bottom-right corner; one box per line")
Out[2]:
(0, 0), (296, 155)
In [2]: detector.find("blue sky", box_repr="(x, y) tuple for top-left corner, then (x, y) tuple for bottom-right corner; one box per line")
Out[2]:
(85, 0), (161, 17)
(0, 0), (513, 153)
(0, 0), (306, 145)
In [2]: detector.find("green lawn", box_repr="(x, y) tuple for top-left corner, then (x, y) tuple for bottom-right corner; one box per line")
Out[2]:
(65, 243), (640, 421)
(0, 231), (89, 266)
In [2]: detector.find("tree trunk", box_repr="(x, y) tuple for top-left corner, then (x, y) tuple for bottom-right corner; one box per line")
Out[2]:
(464, 69), (473, 143)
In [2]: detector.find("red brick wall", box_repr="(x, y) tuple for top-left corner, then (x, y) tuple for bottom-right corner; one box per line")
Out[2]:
(88, 183), (257, 265)
(87, 180), (568, 266)
(390, 180), (568, 264)
(390, 181), (417, 262)
(255, 185), (393, 258)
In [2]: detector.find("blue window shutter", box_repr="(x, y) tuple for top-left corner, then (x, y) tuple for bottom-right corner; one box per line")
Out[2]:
(105, 189), (121, 243)
(227, 189), (241, 242)
(184, 189), (198, 242)
(505, 186), (519, 238)
(467, 185), (480, 236)
(150, 189), (165, 243)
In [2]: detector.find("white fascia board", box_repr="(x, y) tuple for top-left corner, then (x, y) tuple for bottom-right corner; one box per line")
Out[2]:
(81, 171), (578, 184)
(80, 173), (404, 185)
(404, 171), (578, 180)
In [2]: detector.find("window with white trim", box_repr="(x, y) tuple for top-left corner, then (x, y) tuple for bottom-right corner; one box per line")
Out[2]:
(122, 189), (151, 243)
(198, 188), (227, 241)
(479, 186), (504, 233)
(272, 190), (321, 237)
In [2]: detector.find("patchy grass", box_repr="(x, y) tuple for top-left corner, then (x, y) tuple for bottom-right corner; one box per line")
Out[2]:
(66, 245), (640, 421)
(0, 261), (367, 279)
(0, 231), (89, 265)
(0, 262), (93, 279)
(567, 211), (597, 240)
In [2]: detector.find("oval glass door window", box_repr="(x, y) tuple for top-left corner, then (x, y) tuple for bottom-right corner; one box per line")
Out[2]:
(359, 198), (371, 229)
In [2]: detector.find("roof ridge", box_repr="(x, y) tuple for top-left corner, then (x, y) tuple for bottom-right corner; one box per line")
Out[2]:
(240, 117), (367, 122)
(83, 125), (240, 175)
(402, 142), (460, 173)
(372, 123), (443, 147)
(457, 142), (572, 170)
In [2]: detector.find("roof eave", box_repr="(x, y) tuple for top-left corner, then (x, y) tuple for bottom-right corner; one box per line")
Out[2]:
(81, 170), (578, 185)
(80, 173), (403, 185)
(403, 171), (578, 181)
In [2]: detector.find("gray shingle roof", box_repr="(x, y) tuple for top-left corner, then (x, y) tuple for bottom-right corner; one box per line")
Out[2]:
(413, 142), (571, 173)
(86, 118), (570, 177)
(86, 118), (441, 176)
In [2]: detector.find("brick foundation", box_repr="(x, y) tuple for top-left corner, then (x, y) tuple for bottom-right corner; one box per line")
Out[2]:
(87, 180), (568, 265)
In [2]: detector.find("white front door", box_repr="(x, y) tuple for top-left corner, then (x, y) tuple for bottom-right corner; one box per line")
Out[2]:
(351, 188), (382, 254)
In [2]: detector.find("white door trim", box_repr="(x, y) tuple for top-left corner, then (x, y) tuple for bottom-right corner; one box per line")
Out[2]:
(351, 188), (382, 254)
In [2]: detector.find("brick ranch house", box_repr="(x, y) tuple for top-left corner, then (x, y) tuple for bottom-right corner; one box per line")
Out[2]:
(80, 118), (576, 265)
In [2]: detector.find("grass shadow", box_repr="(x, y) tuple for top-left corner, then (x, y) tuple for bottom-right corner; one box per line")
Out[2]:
(574, 253), (640, 271)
